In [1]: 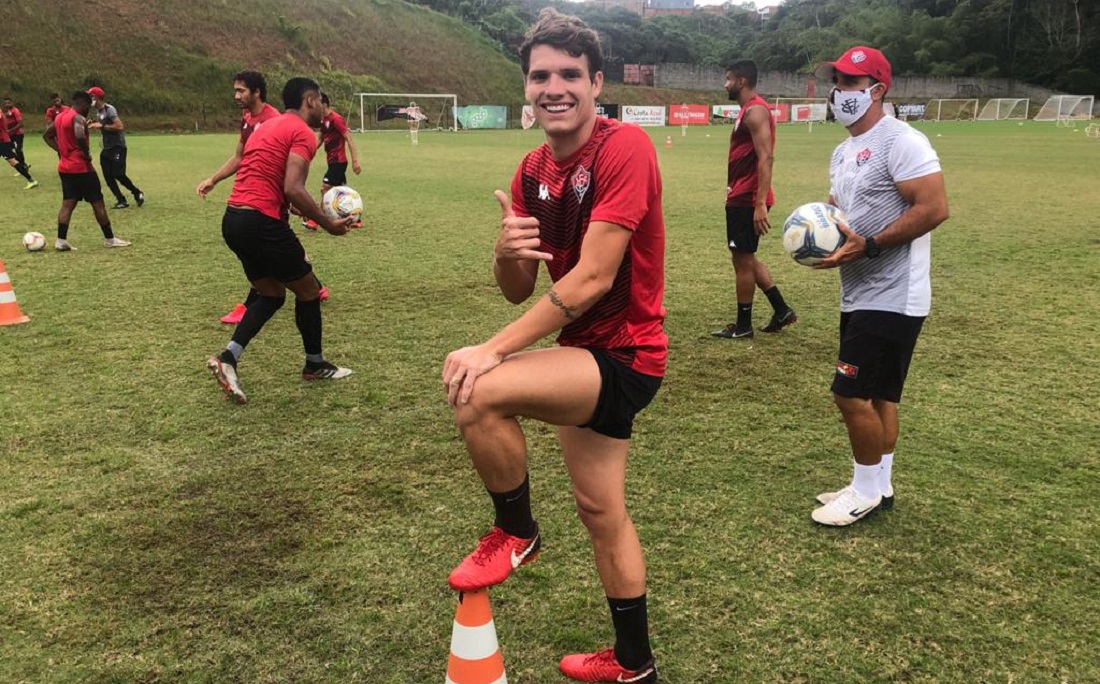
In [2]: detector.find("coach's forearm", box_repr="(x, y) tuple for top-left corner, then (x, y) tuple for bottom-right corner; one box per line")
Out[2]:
(874, 202), (948, 249)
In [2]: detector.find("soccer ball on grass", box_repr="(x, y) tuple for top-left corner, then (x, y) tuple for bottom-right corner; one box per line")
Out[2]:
(23, 232), (46, 252)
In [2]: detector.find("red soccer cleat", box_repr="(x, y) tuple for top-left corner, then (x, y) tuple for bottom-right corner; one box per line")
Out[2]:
(319, 286), (330, 302)
(448, 524), (540, 592)
(559, 649), (658, 683)
(303, 219), (320, 231)
(220, 303), (247, 325)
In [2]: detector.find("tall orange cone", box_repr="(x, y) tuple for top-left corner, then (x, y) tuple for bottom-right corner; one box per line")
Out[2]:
(0, 260), (30, 326)
(446, 590), (507, 684)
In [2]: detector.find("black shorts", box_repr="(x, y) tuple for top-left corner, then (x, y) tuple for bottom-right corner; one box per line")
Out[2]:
(579, 348), (663, 439)
(100, 146), (128, 177)
(323, 162), (348, 187)
(221, 207), (313, 283)
(60, 171), (105, 203)
(10, 134), (23, 151)
(831, 310), (926, 403)
(726, 205), (763, 253)
(0, 141), (13, 160)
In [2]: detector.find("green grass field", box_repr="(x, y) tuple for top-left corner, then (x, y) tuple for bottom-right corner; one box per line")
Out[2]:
(2, 121), (1098, 683)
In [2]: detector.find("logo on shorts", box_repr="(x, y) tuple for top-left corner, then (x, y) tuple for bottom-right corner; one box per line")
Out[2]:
(856, 148), (872, 166)
(571, 165), (591, 203)
(836, 361), (859, 378)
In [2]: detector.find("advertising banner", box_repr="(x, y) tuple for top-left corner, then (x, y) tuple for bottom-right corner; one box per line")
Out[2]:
(712, 104), (741, 120)
(596, 103), (621, 120)
(621, 105), (666, 127)
(896, 103), (927, 118)
(521, 105), (536, 130)
(669, 104), (710, 125)
(456, 105), (508, 129)
(790, 103), (828, 122)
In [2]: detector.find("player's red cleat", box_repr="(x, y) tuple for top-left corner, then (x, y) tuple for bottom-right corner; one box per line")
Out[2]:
(303, 219), (320, 231)
(220, 303), (247, 324)
(351, 220), (364, 229)
(559, 649), (658, 683)
(319, 286), (330, 302)
(448, 524), (540, 592)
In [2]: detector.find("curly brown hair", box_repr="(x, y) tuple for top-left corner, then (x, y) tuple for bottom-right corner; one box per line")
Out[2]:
(519, 8), (603, 81)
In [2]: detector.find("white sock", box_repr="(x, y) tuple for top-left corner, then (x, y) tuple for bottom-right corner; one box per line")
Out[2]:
(851, 462), (881, 500)
(879, 452), (894, 494)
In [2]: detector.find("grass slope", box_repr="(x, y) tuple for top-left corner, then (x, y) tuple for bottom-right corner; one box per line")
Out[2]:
(1, 121), (1098, 682)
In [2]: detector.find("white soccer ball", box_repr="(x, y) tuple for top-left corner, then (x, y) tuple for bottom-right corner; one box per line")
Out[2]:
(321, 186), (363, 221)
(781, 202), (848, 266)
(23, 231), (46, 252)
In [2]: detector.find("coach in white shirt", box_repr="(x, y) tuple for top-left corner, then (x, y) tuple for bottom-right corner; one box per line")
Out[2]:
(810, 46), (950, 527)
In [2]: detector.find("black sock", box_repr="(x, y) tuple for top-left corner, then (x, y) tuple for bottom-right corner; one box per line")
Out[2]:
(763, 285), (789, 314)
(243, 288), (260, 308)
(217, 349), (237, 367)
(15, 162), (32, 181)
(736, 302), (753, 330)
(295, 297), (323, 357)
(489, 474), (535, 538)
(231, 295), (284, 350)
(608, 594), (653, 670)
(99, 222), (114, 240)
(58, 222), (69, 240)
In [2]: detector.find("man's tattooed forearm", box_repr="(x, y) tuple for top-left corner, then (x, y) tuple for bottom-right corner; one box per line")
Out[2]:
(548, 289), (578, 320)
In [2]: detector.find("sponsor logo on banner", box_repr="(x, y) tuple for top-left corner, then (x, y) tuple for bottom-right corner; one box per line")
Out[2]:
(897, 103), (927, 118)
(712, 104), (741, 120)
(456, 105), (508, 129)
(669, 104), (710, 125)
(621, 105), (666, 127)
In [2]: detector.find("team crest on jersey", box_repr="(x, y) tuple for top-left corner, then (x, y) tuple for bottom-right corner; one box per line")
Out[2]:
(856, 148), (872, 166)
(571, 165), (591, 202)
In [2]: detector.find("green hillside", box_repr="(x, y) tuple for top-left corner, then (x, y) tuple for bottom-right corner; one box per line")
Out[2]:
(1, 0), (525, 129)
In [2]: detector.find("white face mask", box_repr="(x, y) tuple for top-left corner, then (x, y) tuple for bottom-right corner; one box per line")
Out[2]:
(829, 84), (881, 127)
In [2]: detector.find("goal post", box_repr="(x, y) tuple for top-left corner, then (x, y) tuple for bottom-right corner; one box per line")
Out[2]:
(354, 93), (458, 132)
(1033, 95), (1095, 122)
(922, 99), (980, 121)
(977, 98), (1030, 121)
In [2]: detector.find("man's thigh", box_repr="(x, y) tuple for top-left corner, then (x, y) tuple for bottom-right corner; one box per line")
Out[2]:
(465, 347), (601, 428)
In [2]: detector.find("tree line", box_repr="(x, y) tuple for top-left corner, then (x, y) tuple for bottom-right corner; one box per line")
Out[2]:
(409, 0), (1100, 95)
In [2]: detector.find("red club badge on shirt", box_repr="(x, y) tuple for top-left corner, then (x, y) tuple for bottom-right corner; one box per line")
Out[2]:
(856, 148), (872, 167)
(571, 165), (591, 203)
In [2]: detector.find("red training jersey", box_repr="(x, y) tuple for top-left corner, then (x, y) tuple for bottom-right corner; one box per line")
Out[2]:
(0, 111), (8, 143)
(4, 107), (23, 136)
(229, 112), (318, 221)
(726, 94), (776, 208)
(240, 103), (280, 147)
(321, 111), (349, 164)
(54, 108), (94, 174)
(46, 104), (70, 123)
(510, 117), (668, 377)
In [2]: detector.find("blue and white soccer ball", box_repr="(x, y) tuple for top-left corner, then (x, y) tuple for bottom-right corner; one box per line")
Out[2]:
(321, 186), (364, 222)
(782, 202), (848, 266)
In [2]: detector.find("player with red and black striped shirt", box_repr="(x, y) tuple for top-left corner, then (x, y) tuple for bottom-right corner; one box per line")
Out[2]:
(45, 93), (70, 124)
(206, 77), (354, 405)
(441, 10), (665, 683)
(303, 93), (361, 230)
(3, 97), (29, 168)
(43, 91), (130, 250)
(2, 98), (37, 189)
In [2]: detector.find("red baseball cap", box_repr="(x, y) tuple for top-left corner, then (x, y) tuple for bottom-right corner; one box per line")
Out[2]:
(816, 46), (892, 92)
(87, 87), (105, 99)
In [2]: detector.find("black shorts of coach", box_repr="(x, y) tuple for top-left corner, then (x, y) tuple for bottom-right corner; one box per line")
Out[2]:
(831, 310), (926, 403)
(222, 207), (313, 283)
(100, 146), (129, 177)
(726, 205), (765, 253)
(578, 348), (663, 440)
(323, 162), (348, 187)
(60, 171), (105, 203)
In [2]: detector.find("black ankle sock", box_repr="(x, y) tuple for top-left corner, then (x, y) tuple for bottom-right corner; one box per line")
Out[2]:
(608, 594), (653, 670)
(763, 285), (788, 314)
(99, 222), (114, 240)
(231, 295), (284, 349)
(15, 163), (32, 181)
(736, 302), (753, 330)
(218, 349), (237, 367)
(489, 474), (535, 538)
(58, 222), (69, 240)
(294, 297), (323, 357)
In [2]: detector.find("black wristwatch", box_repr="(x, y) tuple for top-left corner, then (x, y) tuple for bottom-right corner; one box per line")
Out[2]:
(864, 236), (882, 259)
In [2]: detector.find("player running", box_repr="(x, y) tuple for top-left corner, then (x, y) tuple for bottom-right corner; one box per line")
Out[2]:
(2, 101), (37, 189)
(42, 91), (131, 250)
(206, 77), (354, 405)
(442, 10), (665, 683)
(303, 93), (361, 230)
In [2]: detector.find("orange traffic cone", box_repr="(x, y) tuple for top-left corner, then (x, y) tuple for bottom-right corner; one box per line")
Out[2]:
(0, 260), (30, 326)
(446, 590), (507, 684)
(665, 135), (672, 148)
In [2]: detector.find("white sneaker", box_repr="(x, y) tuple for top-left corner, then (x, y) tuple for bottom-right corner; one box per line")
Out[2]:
(818, 484), (895, 510)
(302, 361), (353, 380)
(811, 487), (882, 527)
(104, 237), (131, 248)
(207, 355), (247, 404)
(55, 239), (75, 251)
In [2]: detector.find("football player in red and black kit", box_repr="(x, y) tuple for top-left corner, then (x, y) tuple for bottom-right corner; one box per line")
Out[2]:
(441, 10), (666, 683)
(45, 93), (70, 124)
(205, 77), (354, 405)
(43, 91), (130, 250)
(303, 93), (361, 230)
(2, 98), (37, 189)
(197, 71), (328, 325)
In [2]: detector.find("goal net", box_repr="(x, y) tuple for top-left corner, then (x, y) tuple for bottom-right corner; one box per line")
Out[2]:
(977, 98), (1030, 121)
(354, 93), (457, 132)
(1033, 95), (1094, 122)
(922, 99), (979, 121)
(772, 98), (828, 123)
